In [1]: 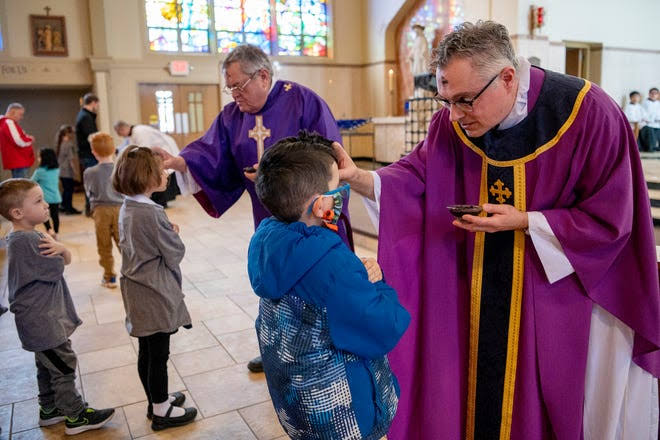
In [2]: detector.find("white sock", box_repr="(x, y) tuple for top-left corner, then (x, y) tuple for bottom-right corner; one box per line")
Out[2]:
(152, 401), (185, 417)
(168, 395), (175, 404)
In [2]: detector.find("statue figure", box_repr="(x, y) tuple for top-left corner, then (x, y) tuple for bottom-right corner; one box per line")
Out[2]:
(409, 24), (430, 77)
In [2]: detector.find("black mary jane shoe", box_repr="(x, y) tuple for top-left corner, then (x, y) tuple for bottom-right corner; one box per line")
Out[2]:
(147, 392), (186, 420)
(151, 406), (197, 431)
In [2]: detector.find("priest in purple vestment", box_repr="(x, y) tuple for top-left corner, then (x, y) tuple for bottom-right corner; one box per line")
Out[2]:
(335, 21), (659, 440)
(155, 44), (345, 374)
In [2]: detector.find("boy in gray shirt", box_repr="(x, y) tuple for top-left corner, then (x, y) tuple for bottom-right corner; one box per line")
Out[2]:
(0, 178), (115, 435)
(83, 132), (123, 289)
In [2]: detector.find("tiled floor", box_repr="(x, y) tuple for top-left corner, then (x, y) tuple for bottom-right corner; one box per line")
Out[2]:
(0, 192), (376, 439)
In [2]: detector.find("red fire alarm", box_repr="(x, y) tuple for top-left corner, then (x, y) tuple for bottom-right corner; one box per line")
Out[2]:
(530, 5), (546, 36)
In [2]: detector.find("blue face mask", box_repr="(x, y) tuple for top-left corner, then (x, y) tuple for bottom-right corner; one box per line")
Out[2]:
(308, 184), (350, 231)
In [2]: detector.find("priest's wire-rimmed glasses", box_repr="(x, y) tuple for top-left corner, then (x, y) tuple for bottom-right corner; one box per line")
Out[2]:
(223, 72), (258, 95)
(433, 73), (499, 112)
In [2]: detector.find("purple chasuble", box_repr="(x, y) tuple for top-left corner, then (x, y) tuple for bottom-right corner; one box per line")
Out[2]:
(180, 80), (346, 233)
(377, 67), (660, 439)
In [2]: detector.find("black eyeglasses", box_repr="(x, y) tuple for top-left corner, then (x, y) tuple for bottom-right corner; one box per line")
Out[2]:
(433, 73), (499, 112)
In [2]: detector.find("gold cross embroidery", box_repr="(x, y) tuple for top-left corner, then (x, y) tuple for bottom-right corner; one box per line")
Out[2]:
(248, 115), (271, 160)
(284, 83), (292, 92)
(489, 179), (512, 204)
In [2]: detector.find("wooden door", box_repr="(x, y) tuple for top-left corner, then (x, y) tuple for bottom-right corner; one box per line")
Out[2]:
(178, 85), (220, 147)
(138, 84), (220, 150)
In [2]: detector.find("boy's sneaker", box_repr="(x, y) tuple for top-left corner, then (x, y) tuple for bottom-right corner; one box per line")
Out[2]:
(64, 407), (115, 435)
(101, 277), (117, 289)
(39, 406), (67, 426)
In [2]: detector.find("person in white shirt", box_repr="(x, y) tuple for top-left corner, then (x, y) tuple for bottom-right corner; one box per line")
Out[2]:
(113, 121), (180, 207)
(640, 87), (659, 151)
(624, 91), (646, 148)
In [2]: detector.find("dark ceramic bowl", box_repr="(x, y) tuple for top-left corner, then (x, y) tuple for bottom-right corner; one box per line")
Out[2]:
(447, 204), (483, 218)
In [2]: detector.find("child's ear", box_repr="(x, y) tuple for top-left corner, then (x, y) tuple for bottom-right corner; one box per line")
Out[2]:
(9, 207), (23, 220)
(310, 195), (332, 219)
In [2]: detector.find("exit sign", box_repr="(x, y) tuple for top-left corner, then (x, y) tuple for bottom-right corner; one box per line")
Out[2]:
(169, 60), (190, 76)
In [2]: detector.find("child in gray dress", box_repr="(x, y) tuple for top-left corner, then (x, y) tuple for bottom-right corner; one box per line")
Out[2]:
(0, 178), (114, 435)
(112, 145), (197, 431)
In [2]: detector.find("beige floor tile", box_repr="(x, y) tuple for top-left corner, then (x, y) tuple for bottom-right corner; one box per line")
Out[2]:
(217, 329), (260, 363)
(170, 346), (235, 377)
(70, 321), (131, 355)
(185, 269), (228, 284)
(122, 391), (197, 439)
(0, 347), (34, 370)
(10, 398), (38, 434)
(193, 279), (235, 298)
(71, 295), (94, 315)
(184, 296), (245, 322)
(0, 322), (22, 351)
(11, 407), (130, 440)
(78, 344), (138, 375)
(168, 324), (218, 355)
(238, 401), (286, 440)
(137, 410), (256, 440)
(183, 364), (269, 418)
(81, 363), (184, 410)
(204, 313), (255, 336)
(93, 301), (127, 325)
(0, 404), (11, 440)
(77, 312), (98, 329)
(0, 365), (38, 406)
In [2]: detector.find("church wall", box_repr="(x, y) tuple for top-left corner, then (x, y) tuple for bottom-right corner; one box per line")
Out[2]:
(0, 0), (93, 86)
(512, 0), (660, 104)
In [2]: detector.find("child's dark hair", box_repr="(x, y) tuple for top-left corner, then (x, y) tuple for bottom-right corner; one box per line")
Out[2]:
(112, 145), (163, 196)
(39, 148), (59, 169)
(255, 131), (337, 223)
(629, 91), (640, 99)
(55, 125), (74, 157)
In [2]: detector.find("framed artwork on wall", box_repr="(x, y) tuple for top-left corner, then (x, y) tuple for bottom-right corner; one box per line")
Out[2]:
(30, 14), (68, 57)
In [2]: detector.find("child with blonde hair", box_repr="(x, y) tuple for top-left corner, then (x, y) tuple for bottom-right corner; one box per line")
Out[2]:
(112, 145), (197, 431)
(83, 132), (122, 288)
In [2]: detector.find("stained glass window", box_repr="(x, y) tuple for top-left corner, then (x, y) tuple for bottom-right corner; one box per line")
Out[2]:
(146, 0), (328, 56)
(147, 0), (210, 52)
(156, 90), (175, 132)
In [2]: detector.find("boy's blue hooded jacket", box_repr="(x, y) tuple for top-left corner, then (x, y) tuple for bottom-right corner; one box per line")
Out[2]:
(248, 218), (411, 440)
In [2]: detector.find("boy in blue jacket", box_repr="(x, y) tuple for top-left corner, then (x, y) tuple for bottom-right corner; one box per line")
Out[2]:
(248, 131), (411, 440)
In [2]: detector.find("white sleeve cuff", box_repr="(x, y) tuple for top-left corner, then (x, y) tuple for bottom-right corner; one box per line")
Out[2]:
(175, 167), (201, 196)
(363, 171), (381, 230)
(528, 211), (575, 284)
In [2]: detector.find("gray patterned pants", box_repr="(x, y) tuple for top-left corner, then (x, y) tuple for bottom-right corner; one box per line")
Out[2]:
(34, 340), (85, 418)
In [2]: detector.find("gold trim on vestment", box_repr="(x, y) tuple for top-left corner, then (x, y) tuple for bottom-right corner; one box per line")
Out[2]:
(452, 81), (591, 167)
(499, 164), (527, 440)
(466, 159), (488, 440)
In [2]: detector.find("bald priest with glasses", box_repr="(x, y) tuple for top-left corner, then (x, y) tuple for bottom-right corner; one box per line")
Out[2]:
(155, 44), (350, 374)
(336, 20), (659, 440)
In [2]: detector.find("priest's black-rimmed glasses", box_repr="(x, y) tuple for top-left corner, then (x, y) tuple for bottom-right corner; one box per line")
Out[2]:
(223, 72), (258, 95)
(433, 73), (499, 112)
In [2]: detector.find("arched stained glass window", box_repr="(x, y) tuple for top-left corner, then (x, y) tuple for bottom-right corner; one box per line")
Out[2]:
(145, 0), (328, 56)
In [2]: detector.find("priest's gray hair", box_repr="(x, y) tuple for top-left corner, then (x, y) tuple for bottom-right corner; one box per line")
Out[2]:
(222, 44), (274, 79)
(431, 21), (519, 79)
(6, 103), (24, 113)
(113, 120), (130, 131)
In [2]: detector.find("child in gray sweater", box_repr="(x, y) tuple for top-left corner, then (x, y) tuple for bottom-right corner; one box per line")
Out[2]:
(0, 178), (114, 435)
(112, 145), (197, 432)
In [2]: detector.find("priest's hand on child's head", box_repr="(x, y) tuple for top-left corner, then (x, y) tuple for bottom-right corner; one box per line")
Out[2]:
(452, 203), (528, 233)
(152, 146), (187, 173)
(360, 257), (383, 283)
(333, 142), (358, 182)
